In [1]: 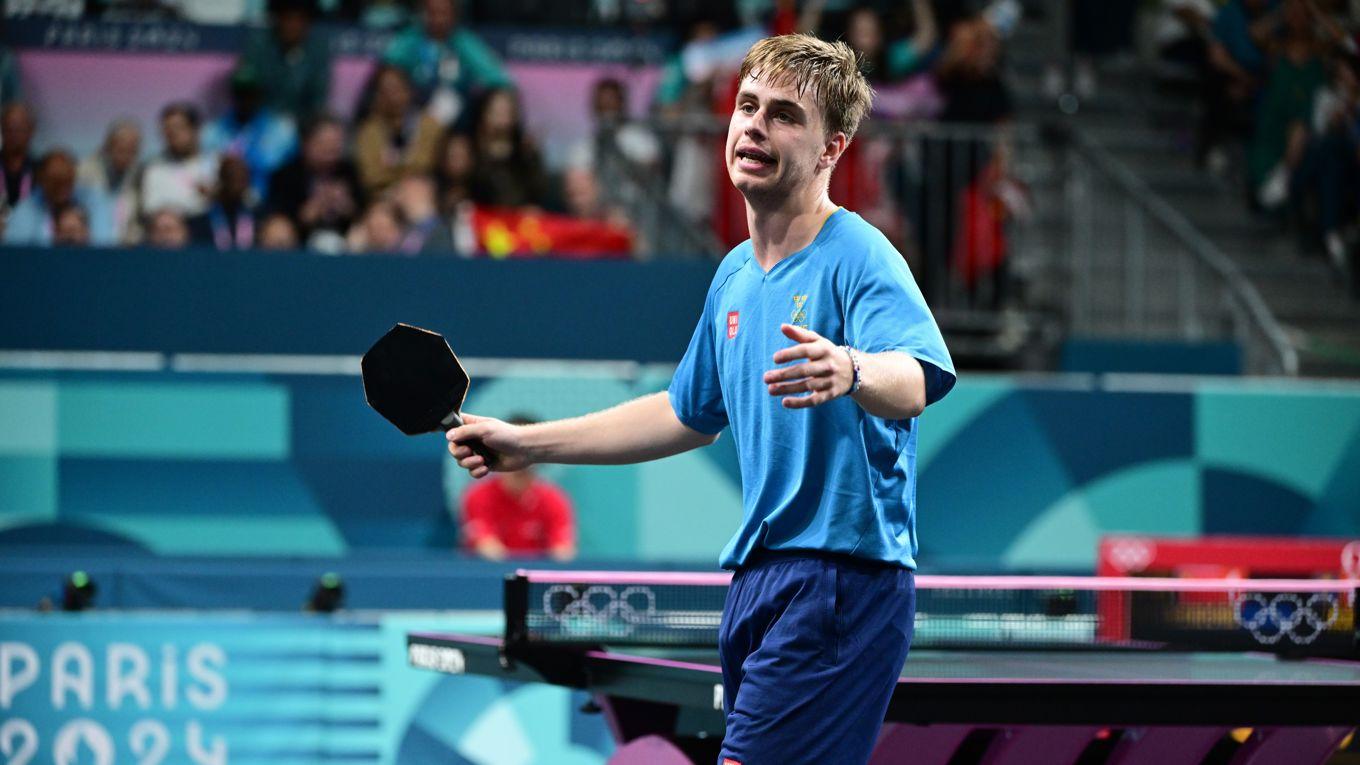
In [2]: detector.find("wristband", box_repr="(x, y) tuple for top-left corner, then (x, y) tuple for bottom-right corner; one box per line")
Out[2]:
(841, 345), (862, 395)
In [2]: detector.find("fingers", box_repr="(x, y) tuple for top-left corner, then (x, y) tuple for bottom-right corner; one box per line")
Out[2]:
(446, 441), (490, 478)
(761, 362), (832, 383)
(445, 421), (485, 444)
(771, 342), (825, 364)
(767, 377), (835, 396)
(780, 323), (820, 342)
(764, 361), (829, 384)
(782, 390), (835, 409)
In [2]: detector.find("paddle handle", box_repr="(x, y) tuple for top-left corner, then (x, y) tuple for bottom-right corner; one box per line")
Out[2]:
(441, 411), (499, 469)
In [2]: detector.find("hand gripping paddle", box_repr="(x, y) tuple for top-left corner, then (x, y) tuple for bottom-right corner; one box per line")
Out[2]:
(361, 323), (496, 466)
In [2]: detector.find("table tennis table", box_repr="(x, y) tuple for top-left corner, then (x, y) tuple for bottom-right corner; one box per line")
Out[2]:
(409, 570), (1360, 765)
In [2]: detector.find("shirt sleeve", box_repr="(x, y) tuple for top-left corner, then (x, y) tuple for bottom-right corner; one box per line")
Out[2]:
(667, 289), (728, 435)
(455, 31), (513, 90)
(541, 484), (576, 549)
(844, 247), (957, 407)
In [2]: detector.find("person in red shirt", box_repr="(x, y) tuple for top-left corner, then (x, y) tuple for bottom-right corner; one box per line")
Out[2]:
(460, 416), (577, 561)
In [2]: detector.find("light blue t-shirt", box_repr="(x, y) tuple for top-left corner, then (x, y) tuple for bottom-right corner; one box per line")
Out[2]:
(668, 208), (955, 570)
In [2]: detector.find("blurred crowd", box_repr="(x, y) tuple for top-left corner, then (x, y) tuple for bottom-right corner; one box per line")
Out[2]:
(0, 0), (648, 256)
(1156, 0), (1360, 274)
(0, 0), (1026, 262)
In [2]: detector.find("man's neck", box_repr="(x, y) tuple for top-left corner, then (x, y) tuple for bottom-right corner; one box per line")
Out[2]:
(747, 185), (836, 271)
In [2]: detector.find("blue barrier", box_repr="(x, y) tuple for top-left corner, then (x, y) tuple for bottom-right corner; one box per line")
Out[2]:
(0, 247), (713, 361)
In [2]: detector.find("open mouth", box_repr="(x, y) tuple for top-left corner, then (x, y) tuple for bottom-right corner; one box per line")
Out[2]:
(735, 147), (775, 166)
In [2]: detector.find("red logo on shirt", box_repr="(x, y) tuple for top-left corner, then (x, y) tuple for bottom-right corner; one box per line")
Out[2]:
(727, 311), (739, 339)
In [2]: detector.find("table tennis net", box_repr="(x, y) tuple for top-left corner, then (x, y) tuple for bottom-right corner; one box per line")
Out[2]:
(505, 571), (1358, 658)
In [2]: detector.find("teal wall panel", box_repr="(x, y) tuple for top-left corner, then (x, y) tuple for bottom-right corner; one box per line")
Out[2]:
(2, 370), (1358, 571)
(58, 381), (290, 460)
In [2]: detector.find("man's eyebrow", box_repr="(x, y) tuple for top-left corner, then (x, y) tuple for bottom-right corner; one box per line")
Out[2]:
(736, 91), (807, 116)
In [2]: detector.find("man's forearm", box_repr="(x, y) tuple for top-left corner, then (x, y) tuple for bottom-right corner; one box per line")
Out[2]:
(849, 351), (927, 420)
(521, 392), (717, 465)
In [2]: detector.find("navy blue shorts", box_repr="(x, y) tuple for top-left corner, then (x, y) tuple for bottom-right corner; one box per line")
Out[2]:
(717, 550), (916, 765)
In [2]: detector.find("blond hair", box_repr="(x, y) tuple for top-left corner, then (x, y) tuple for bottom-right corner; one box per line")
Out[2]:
(737, 34), (874, 141)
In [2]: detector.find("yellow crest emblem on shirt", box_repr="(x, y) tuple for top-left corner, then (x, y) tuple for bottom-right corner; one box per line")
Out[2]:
(791, 294), (809, 328)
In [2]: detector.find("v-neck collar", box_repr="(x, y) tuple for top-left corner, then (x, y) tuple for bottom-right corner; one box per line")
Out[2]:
(755, 206), (843, 278)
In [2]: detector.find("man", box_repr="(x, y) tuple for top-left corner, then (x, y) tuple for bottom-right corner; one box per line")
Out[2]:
(144, 208), (191, 249)
(140, 102), (219, 218)
(382, 0), (512, 126)
(0, 103), (37, 215)
(4, 150), (116, 247)
(447, 35), (954, 764)
(265, 115), (363, 244)
(390, 173), (455, 254)
(188, 156), (258, 251)
(202, 64), (299, 199)
(460, 416), (576, 561)
(52, 204), (90, 247)
(77, 118), (142, 241)
(240, 0), (332, 123)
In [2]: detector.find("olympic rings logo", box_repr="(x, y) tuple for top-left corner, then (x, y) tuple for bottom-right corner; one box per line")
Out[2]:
(1233, 592), (1338, 645)
(542, 585), (659, 636)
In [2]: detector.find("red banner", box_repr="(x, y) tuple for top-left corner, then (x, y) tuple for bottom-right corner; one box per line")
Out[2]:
(471, 206), (633, 260)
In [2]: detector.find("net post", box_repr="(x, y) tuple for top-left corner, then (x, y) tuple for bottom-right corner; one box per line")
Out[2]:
(504, 572), (529, 645)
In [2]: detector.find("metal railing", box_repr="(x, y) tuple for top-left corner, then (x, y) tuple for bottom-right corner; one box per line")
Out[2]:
(1067, 133), (1298, 376)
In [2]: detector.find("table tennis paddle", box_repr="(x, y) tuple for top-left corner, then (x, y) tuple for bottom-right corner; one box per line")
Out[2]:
(361, 323), (496, 467)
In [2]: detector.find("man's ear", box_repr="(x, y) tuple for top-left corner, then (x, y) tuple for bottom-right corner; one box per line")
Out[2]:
(820, 132), (849, 171)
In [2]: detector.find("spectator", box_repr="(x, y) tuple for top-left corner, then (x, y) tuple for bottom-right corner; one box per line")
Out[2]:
(77, 119), (142, 242)
(562, 165), (627, 227)
(240, 0), (332, 123)
(354, 64), (442, 196)
(1199, 0), (1278, 167)
(0, 103), (37, 214)
(566, 78), (661, 173)
(435, 130), (476, 215)
(382, 0), (512, 126)
(470, 87), (549, 208)
(145, 208), (190, 249)
(346, 198), (406, 253)
(52, 205), (90, 247)
(459, 415), (576, 561)
(1293, 54), (1360, 270)
(935, 14), (1013, 124)
(391, 173), (455, 253)
(140, 102), (219, 218)
(257, 213), (301, 249)
(4, 150), (116, 247)
(203, 64), (299, 198)
(1250, 0), (1330, 210)
(188, 156), (258, 251)
(806, 1), (938, 86)
(266, 115), (363, 245)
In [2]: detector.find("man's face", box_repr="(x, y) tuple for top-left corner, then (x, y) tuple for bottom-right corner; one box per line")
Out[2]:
(726, 74), (835, 205)
(162, 113), (197, 157)
(275, 9), (310, 48)
(846, 10), (883, 57)
(376, 70), (412, 118)
(304, 123), (344, 169)
(106, 127), (141, 174)
(149, 211), (189, 248)
(424, 0), (457, 39)
(2, 107), (34, 154)
(40, 157), (77, 208)
(54, 208), (89, 245)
